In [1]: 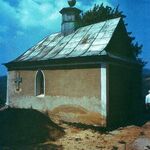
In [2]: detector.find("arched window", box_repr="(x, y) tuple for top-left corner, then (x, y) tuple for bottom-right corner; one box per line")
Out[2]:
(35, 70), (45, 96)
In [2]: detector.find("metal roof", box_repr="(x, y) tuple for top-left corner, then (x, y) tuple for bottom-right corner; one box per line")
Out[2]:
(15, 18), (121, 62)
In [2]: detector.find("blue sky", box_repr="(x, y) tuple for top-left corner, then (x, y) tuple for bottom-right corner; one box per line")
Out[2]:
(0, 0), (150, 76)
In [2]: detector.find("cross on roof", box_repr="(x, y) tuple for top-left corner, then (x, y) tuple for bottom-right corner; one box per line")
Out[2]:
(15, 72), (22, 91)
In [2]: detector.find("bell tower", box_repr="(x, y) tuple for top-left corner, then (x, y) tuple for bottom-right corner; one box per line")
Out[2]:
(60, 0), (82, 36)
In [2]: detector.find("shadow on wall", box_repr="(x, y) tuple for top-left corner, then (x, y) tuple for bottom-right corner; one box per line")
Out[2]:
(0, 76), (7, 105)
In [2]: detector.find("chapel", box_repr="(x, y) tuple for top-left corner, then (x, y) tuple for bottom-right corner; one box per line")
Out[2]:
(4, 0), (142, 127)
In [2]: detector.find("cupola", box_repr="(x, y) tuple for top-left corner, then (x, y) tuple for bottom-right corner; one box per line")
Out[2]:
(60, 0), (82, 36)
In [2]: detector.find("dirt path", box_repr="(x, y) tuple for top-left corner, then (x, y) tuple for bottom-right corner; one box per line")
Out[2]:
(47, 121), (150, 150)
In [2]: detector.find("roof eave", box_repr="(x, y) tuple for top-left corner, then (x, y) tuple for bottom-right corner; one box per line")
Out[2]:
(5, 55), (141, 71)
(5, 55), (108, 70)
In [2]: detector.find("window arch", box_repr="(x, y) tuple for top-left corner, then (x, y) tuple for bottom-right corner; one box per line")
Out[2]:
(35, 70), (45, 96)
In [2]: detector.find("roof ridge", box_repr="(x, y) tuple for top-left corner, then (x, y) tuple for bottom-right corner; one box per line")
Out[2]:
(43, 17), (121, 38)
(76, 17), (121, 31)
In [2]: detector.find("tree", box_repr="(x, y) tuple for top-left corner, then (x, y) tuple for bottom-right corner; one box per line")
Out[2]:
(77, 4), (144, 65)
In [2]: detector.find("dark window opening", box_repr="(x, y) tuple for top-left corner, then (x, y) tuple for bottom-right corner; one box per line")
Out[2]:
(36, 70), (44, 96)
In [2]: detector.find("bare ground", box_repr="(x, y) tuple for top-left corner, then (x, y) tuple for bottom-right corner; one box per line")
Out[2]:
(48, 121), (150, 150)
(1, 107), (150, 150)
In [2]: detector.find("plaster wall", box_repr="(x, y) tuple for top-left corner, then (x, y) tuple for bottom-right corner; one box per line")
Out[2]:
(7, 68), (107, 126)
(44, 69), (101, 97)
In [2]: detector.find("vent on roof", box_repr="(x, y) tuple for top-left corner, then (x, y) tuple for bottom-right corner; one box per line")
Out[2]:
(60, 0), (82, 36)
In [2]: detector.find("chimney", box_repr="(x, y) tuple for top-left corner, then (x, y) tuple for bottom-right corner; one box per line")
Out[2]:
(60, 0), (82, 36)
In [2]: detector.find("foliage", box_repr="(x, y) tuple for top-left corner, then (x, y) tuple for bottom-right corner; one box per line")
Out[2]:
(78, 4), (125, 26)
(77, 4), (144, 65)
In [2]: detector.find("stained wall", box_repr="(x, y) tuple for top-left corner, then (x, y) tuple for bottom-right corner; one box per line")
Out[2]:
(7, 68), (107, 126)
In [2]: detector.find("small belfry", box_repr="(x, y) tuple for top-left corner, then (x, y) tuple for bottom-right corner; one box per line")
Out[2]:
(60, 0), (81, 36)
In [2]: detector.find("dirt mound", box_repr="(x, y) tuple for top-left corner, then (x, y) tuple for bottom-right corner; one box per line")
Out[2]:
(50, 105), (105, 126)
(52, 105), (88, 114)
(0, 108), (64, 146)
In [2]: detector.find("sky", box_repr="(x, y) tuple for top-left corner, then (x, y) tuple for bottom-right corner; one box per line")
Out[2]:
(0, 0), (150, 76)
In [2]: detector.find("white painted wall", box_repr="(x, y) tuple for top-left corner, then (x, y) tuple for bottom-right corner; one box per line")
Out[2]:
(100, 64), (107, 117)
(6, 71), (16, 105)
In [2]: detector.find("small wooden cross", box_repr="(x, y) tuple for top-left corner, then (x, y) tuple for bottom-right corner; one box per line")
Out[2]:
(15, 72), (22, 91)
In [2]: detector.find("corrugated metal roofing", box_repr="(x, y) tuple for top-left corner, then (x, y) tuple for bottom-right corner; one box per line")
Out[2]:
(15, 18), (121, 62)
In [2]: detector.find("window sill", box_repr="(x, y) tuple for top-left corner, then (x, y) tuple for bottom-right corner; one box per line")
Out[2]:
(36, 94), (45, 98)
